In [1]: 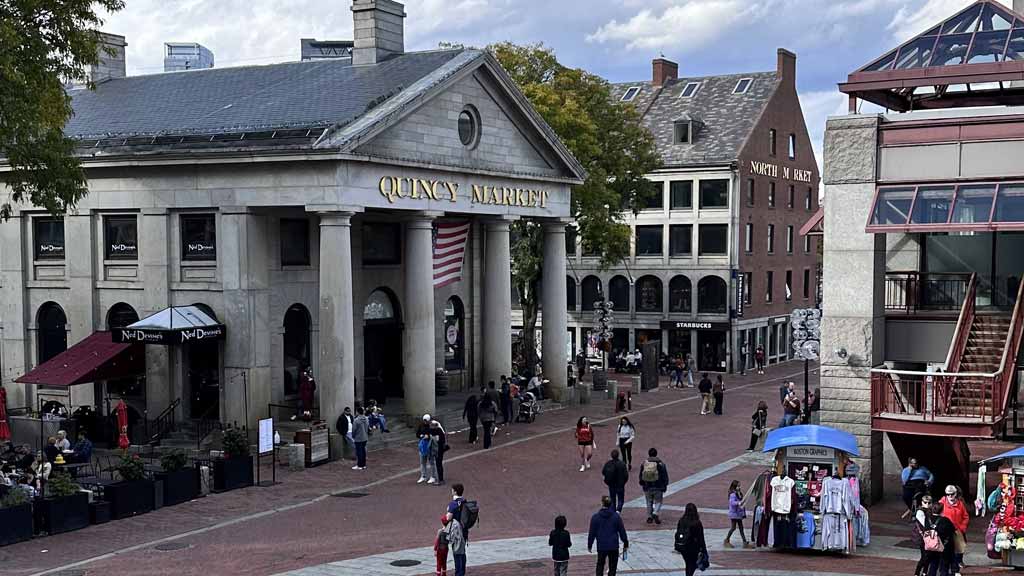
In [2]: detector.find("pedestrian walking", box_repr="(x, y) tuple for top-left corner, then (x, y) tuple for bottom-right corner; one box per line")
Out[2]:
(616, 417), (636, 470)
(479, 394), (497, 449)
(698, 373), (713, 415)
(901, 458), (935, 519)
(674, 503), (708, 576)
(549, 515), (572, 576)
(724, 480), (750, 548)
(686, 354), (696, 387)
(434, 515), (450, 576)
(639, 447), (669, 524)
(712, 374), (725, 415)
(588, 495), (629, 576)
(602, 449), (629, 512)
(417, 415), (437, 483)
(485, 380), (500, 410)
(293, 365), (316, 421)
(463, 391), (479, 444)
(754, 345), (766, 374)
(740, 341), (748, 376)
(351, 406), (369, 470)
(941, 485), (969, 576)
(748, 401), (768, 451)
(927, 500), (956, 576)
(913, 493), (934, 576)
(500, 377), (513, 425)
(430, 419), (448, 486)
(575, 417), (596, 472)
(672, 356), (685, 388)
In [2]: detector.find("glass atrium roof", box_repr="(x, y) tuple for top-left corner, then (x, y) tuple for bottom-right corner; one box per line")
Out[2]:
(867, 181), (1024, 232)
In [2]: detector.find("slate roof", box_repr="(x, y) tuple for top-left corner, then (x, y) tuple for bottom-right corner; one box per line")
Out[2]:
(610, 71), (778, 167)
(65, 49), (469, 142)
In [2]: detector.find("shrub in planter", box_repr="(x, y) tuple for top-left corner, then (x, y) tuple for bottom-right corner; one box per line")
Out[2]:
(221, 427), (250, 459)
(214, 427), (253, 492)
(105, 455), (153, 519)
(156, 451), (199, 507)
(0, 490), (33, 546)
(38, 472), (89, 535)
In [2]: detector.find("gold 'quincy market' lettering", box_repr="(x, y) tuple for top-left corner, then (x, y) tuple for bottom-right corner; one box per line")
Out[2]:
(749, 161), (813, 183)
(377, 176), (548, 208)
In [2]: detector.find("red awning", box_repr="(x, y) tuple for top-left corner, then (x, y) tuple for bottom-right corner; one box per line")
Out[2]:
(799, 206), (824, 237)
(16, 331), (145, 387)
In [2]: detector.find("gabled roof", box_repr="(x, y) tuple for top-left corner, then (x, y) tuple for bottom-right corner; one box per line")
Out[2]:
(610, 71), (778, 167)
(842, 0), (1024, 111)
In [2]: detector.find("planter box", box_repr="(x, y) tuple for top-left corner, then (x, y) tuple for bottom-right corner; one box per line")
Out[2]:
(37, 492), (89, 535)
(213, 457), (253, 492)
(89, 500), (110, 525)
(0, 503), (33, 546)
(105, 479), (155, 519)
(156, 468), (200, 507)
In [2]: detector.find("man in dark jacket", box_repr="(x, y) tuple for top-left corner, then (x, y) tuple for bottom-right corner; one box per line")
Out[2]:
(499, 377), (512, 425)
(602, 449), (629, 512)
(463, 393), (479, 444)
(638, 448), (669, 524)
(588, 495), (629, 576)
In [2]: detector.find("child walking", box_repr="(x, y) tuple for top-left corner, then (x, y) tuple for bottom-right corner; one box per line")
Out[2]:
(724, 480), (751, 548)
(549, 515), (572, 576)
(434, 515), (449, 576)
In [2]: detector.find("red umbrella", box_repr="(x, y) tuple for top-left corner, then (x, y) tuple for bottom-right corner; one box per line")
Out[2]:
(0, 386), (10, 441)
(116, 400), (130, 451)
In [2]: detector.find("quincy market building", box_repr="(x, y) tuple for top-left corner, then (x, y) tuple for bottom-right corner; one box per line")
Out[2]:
(0, 0), (583, 441)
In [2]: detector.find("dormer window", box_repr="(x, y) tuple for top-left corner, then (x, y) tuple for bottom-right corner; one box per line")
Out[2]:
(621, 86), (641, 102)
(733, 78), (753, 94)
(674, 121), (691, 144)
(679, 82), (700, 98)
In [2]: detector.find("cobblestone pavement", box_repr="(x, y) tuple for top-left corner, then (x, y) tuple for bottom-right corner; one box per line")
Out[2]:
(0, 362), (1006, 576)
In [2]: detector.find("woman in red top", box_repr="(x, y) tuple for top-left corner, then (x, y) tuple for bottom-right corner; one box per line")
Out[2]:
(941, 485), (969, 575)
(575, 417), (596, 472)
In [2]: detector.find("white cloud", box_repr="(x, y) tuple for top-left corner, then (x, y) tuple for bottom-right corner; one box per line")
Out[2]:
(798, 90), (849, 175)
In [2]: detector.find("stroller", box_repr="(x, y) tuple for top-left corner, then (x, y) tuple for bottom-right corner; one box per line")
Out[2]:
(515, 391), (540, 423)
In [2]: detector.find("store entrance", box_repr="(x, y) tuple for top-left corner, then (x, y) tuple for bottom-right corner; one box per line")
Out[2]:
(697, 330), (727, 372)
(363, 288), (403, 405)
(186, 340), (220, 420)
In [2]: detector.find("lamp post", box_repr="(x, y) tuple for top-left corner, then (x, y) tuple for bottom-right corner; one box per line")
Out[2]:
(790, 308), (821, 420)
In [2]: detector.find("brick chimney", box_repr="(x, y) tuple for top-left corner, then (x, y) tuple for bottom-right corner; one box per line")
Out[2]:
(652, 57), (678, 87)
(777, 48), (796, 88)
(351, 0), (406, 66)
(88, 32), (126, 83)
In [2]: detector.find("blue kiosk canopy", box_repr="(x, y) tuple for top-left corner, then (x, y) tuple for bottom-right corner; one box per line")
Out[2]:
(763, 424), (860, 457)
(979, 447), (1024, 465)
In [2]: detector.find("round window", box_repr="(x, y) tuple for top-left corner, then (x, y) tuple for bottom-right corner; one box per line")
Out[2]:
(457, 106), (479, 148)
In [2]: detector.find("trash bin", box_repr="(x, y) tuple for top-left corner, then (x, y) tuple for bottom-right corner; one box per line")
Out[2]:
(592, 369), (608, 392)
(578, 384), (592, 405)
(607, 380), (618, 401)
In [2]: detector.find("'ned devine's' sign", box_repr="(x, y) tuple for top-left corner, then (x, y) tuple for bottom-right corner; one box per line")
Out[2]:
(113, 325), (226, 346)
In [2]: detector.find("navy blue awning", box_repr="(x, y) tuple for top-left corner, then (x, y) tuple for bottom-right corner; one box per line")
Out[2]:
(762, 424), (860, 457)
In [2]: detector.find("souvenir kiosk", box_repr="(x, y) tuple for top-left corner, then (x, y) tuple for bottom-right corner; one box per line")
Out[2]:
(750, 425), (868, 554)
(976, 447), (1024, 567)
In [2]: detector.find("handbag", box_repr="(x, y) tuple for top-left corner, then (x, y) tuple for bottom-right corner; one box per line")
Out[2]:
(923, 529), (944, 553)
(697, 549), (710, 571)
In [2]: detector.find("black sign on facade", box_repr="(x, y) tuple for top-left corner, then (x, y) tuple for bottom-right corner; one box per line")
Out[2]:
(113, 325), (226, 345)
(181, 214), (217, 261)
(105, 215), (139, 260)
(736, 272), (745, 318)
(660, 320), (731, 331)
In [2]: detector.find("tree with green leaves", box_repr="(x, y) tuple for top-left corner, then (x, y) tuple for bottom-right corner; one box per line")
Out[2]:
(0, 0), (124, 219)
(489, 42), (661, 376)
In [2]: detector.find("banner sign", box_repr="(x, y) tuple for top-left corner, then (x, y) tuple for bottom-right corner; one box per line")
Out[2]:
(112, 325), (227, 345)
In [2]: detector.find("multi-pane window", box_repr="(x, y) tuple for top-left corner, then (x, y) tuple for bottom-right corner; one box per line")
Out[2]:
(768, 182), (776, 207)
(744, 223), (753, 253)
(806, 187), (814, 210)
(788, 134), (796, 159)
(786, 226), (794, 254)
(669, 225), (692, 256)
(636, 225), (663, 256)
(803, 268), (811, 299)
(670, 181), (693, 209)
(699, 179), (728, 209)
(787, 185), (795, 209)
(104, 215), (138, 260)
(34, 217), (65, 260)
(767, 224), (775, 253)
(181, 214), (216, 261)
(744, 272), (752, 305)
(280, 218), (311, 266)
(698, 224), (728, 255)
(804, 234), (811, 253)
(645, 181), (665, 210)
(766, 271), (774, 303)
(769, 129), (777, 156)
(785, 270), (793, 301)
(746, 179), (755, 206)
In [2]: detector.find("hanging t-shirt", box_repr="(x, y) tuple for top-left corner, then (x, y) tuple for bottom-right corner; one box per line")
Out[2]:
(770, 476), (796, 514)
(796, 511), (816, 548)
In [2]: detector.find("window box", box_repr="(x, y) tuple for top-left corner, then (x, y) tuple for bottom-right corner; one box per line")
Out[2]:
(37, 492), (90, 535)
(105, 479), (155, 519)
(0, 503), (33, 546)
(213, 456), (253, 492)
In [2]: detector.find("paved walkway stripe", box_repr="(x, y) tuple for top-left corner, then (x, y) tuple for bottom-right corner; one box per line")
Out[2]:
(31, 368), (809, 576)
(622, 451), (771, 510)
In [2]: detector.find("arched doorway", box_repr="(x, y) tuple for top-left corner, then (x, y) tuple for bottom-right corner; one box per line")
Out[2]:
(363, 288), (403, 404)
(444, 297), (464, 371)
(106, 303), (143, 398)
(106, 302), (139, 330)
(609, 276), (630, 312)
(187, 303), (220, 419)
(581, 276), (602, 311)
(37, 302), (67, 364)
(283, 304), (312, 398)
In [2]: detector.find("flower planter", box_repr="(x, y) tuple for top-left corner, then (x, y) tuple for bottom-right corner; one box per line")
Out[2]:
(105, 479), (155, 519)
(213, 456), (253, 492)
(37, 492), (90, 535)
(156, 468), (200, 507)
(0, 503), (34, 546)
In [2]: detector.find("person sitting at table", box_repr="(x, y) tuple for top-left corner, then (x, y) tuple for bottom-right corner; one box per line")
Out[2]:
(55, 430), (71, 452)
(71, 432), (94, 465)
(29, 452), (51, 490)
(43, 436), (59, 464)
(16, 476), (37, 499)
(0, 463), (14, 486)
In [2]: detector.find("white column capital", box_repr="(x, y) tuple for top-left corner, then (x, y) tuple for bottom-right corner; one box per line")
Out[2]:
(319, 211), (355, 227)
(485, 220), (512, 233)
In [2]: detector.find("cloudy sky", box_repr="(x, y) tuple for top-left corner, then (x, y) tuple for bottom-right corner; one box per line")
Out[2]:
(98, 0), (1015, 168)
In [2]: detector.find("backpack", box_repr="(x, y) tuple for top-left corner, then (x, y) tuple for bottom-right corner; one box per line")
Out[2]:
(458, 499), (479, 533)
(641, 460), (660, 483)
(923, 528), (944, 552)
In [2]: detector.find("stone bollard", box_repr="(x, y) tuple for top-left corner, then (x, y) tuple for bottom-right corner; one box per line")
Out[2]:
(578, 383), (592, 405)
(631, 376), (642, 394)
(607, 380), (618, 401)
(286, 443), (305, 468)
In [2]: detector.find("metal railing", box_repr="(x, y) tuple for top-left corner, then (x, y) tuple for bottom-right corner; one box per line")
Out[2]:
(148, 398), (180, 445)
(884, 271), (973, 314)
(945, 273), (978, 374)
(195, 404), (223, 450)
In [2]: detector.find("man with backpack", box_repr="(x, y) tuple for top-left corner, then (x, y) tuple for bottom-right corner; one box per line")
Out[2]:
(602, 449), (629, 512)
(445, 483), (477, 576)
(639, 448), (669, 525)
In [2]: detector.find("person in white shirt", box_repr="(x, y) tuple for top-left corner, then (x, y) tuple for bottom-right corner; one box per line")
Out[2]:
(55, 430), (71, 452)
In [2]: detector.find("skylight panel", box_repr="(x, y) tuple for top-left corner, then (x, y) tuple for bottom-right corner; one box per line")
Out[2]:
(733, 78), (753, 94)
(679, 82), (700, 98)
(621, 86), (641, 102)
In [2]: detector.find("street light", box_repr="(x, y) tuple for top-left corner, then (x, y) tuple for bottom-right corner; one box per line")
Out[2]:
(791, 308), (821, 420)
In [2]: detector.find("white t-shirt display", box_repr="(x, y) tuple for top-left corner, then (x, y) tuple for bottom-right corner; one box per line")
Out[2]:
(770, 475), (795, 513)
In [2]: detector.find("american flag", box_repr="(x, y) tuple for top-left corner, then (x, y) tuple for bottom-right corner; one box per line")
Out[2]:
(433, 220), (471, 288)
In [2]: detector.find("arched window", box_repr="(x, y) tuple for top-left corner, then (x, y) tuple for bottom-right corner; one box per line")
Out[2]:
(698, 276), (728, 314)
(444, 297), (465, 370)
(283, 304), (312, 397)
(669, 276), (692, 313)
(566, 276), (577, 311)
(581, 276), (602, 311)
(37, 302), (67, 364)
(609, 276), (630, 312)
(364, 289), (397, 321)
(191, 302), (219, 322)
(106, 302), (139, 329)
(635, 276), (663, 313)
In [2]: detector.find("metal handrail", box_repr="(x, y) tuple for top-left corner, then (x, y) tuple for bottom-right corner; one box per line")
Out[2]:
(148, 398), (180, 444)
(195, 404), (223, 450)
(995, 276), (1024, 421)
(944, 272), (977, 372)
